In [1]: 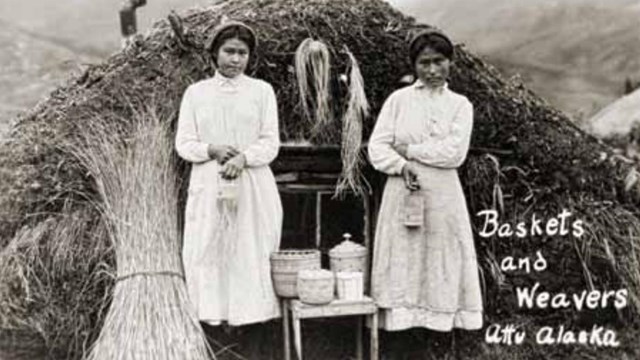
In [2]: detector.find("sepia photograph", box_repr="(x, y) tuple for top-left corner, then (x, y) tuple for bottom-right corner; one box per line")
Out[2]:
(1, 0), (639, 359)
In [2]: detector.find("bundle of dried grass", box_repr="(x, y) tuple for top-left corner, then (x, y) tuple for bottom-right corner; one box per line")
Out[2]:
(65, 104), (213, 360)
(0, 208), (112, 359)
(295, 37), (333, 138)
(335, 46), (369, 197)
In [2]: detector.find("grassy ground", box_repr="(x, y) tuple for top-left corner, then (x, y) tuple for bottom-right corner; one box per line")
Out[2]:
(2, 318), (640, 359)
(204, 320), (640, 360)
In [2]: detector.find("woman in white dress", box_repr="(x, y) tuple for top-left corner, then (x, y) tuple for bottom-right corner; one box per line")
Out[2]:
(368, 28), (483, 355)
(175, 21), (282, 330)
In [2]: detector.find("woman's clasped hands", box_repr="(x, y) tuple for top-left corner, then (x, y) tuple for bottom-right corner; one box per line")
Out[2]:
(208, 144), (247, 180)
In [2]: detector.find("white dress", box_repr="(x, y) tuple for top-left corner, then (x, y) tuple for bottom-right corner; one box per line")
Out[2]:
(368, 81), (483, 331)
(175, 72), (282, 326)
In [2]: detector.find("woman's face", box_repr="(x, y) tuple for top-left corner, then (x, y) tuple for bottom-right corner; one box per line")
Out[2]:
(414, 46), (450, 89)
(216, 38), (250, 78)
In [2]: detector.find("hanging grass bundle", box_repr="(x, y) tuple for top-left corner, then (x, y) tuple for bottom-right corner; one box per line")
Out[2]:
(295, 37), (333, 138)
(65, 104), (214, 360)
(335, 46), (370, 197)
(207, 177), (239, 273)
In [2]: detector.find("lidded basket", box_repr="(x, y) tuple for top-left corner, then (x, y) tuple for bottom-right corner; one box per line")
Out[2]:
(329, 233), (367, 273)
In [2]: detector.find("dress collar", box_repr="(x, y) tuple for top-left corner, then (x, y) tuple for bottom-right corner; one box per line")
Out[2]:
(413, 79), (448, 95)
(213, 71), (245, 90)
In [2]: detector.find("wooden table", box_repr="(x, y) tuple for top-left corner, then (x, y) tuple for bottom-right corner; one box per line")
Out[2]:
(282, 297), (379, 360)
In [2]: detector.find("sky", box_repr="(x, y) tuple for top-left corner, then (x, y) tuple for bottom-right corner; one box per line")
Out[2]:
(3, 0), (416, 55)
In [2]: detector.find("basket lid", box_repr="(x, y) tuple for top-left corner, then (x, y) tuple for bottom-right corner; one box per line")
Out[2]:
(297, 269), (333, 280)
(329, 233), (366, 256)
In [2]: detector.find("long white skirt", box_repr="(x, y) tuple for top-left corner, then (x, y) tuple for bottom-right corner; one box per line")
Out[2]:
(372, 162), (483, 331)
(182, 161), (282, 326)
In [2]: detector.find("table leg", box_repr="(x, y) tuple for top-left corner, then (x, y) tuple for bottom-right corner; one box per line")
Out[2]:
(293, 314), (302, 360)
(371, 311), (379, 360)
(283, 300), (290, 360)
(356, 317), (363, 360)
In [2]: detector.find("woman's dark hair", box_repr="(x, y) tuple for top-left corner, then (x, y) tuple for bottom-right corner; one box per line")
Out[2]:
(209, 25), (256, 64)
(409, 33), (453, 65)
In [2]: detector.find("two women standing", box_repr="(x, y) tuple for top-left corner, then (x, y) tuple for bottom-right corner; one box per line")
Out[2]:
(175, 20), (483, 351)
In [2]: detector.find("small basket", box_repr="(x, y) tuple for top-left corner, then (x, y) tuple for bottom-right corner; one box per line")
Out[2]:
(270, 250), (321, 298)
(329, 234), (367, 273)
(217, 176), (239, 200)
(218, 180), (239, 200)
(297, 269), (335, 305)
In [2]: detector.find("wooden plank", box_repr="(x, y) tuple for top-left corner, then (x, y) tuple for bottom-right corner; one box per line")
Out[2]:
(272, 146), (342, 174)
(278, 184), (336, 193)
(291, 298), (377, 318)
(292, 297), (375, 309)
(293, 304), (378, 318)
(371, 310), (379, 360)
(293, 314), (302, 360)
(356, 317), (363, 360)
(276, 172), (341, 183)
(272, 144), (377, 175)
(363, 194), (371, 294)
(275, 172), (300, 183)
(315, 192), (322, 248)
(279, 143), (341, 152)
(283, 300), (291, 360)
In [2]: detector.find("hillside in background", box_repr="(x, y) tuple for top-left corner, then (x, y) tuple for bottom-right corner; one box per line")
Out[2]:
(0, 0), (210, 137)
(0, 0), (214, 54)
(1, 0), (639, 136)
(400, 0), (640, 123)
(0, 19), (98, 136)
(589, 87), (640, 137)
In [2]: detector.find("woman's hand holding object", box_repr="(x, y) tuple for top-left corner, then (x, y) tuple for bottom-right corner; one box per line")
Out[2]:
(208, 144), (239, 164)
(401, 163), (420, 191)
(220, 154), (247, 180)
(395, 143), (419, 190)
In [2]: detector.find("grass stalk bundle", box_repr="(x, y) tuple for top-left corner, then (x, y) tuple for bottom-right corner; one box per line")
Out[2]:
(295, 37), (333, 138)
(0, 208), (112, 359)
(335, 46), (369, 197)
(66, 105), (213, 360)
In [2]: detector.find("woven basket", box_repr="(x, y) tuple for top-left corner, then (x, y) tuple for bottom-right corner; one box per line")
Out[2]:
(270, 250), (321, 298)
(297, 269), (335, 305)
